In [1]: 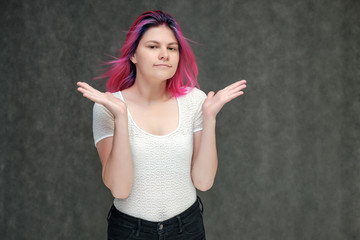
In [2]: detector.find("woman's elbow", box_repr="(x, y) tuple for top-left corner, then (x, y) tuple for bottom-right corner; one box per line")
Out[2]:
(103, 177), (132, 199)
(194, 180), (214, 192)
(109, 184), (132, 199)
(111, 189), (131, 199)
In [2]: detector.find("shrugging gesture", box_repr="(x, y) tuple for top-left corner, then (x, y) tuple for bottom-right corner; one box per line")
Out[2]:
(77, 10), (247, 239)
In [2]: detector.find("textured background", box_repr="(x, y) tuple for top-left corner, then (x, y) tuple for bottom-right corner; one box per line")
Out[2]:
(1, 0), (360, 239)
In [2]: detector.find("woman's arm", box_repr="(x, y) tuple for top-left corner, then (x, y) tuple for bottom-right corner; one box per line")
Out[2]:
(191, 80), (247, 191)
(77, 82), (134, 199)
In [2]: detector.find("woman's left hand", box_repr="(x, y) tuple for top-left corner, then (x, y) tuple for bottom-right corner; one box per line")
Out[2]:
(202, 80), (247, 119)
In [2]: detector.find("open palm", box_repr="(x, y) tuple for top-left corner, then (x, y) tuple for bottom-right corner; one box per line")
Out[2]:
(77, 82), (127, 118)
(202, 80), (247, 119)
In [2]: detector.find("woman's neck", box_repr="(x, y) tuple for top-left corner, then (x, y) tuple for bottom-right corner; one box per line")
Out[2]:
(127, 79), (171, 103)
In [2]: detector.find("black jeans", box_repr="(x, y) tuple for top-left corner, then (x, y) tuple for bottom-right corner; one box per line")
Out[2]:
(107, 196), (206, 240)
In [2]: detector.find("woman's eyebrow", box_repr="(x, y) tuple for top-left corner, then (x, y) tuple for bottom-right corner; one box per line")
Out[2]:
(145, 40), (178, 45)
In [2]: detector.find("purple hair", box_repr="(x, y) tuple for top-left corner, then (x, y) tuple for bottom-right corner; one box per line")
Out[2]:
(97, 10), (199, 97)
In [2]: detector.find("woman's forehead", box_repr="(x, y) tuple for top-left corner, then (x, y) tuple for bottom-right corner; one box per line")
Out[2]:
(140, 25), (178, 44)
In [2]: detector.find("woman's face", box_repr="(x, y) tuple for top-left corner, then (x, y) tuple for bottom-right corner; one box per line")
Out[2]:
(131, 25), (179, 84)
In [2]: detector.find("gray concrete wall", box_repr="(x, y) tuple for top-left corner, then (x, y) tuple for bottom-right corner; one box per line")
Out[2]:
(2, 0), (359, 239)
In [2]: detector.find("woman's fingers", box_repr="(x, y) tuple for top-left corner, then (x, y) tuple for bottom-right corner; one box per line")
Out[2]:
(77, 82), (92, 95)
(77, 81), (92, 88)
(216, 80), (247, 103)
(76, 81), (107, 104)
(76, 82), (127, 118)
(224, 80), (246, 90)
(77, 81), (91, 91)
(224, 80), (247, 92)
(77, 82), (100, 95)
(207, 91), (215, 98)
(229, 84), (246, 97)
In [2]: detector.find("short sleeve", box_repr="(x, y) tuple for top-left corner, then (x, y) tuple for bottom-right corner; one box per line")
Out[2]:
(93, 103), (114, 145)
(193, 89), (207, 132)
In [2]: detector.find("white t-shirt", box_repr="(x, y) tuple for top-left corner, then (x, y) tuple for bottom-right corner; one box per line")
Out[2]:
(92, 87), (207, 221)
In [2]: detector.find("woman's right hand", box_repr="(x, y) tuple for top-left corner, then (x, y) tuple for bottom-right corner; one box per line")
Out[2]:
(77, 82), (127, 118)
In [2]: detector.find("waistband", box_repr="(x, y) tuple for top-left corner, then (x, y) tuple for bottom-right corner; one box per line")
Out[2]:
(108, 196), (204, 236)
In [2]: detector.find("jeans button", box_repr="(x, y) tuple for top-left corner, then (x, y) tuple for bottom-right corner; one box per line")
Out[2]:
(159, 223), (163, 230)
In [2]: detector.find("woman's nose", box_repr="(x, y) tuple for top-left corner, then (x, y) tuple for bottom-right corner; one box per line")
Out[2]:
(159, 47), (169, 60)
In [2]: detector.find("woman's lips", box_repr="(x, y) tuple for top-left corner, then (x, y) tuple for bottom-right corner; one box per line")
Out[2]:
(154, 64), (171, 67)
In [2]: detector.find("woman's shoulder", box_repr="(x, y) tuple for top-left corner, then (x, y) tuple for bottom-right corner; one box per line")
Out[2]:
(93, 90), (123, 112)
(111, 90), (124, 100)
(178, 88), (207, 114)
(182, 87), (207, 101)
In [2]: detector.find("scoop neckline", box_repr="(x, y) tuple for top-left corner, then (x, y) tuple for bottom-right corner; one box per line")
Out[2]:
(116, 91), (181, 138)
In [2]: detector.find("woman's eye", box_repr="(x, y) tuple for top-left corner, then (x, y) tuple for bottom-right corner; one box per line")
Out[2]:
(168, 47), (177, 51)
(149, 45), (157, 49)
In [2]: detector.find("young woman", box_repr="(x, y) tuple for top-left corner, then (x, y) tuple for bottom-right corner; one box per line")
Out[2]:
(77, 10), (246, 240)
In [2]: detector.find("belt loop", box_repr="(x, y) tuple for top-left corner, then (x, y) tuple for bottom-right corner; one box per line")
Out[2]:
(197, 196), (204, 215)
(176, 215), (183, 233)
(136, 219), (141, 237)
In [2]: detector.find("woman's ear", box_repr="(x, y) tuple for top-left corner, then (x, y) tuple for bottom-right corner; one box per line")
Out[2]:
(130, 54), (137, 64)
